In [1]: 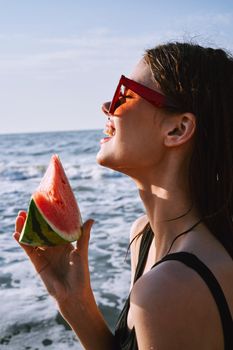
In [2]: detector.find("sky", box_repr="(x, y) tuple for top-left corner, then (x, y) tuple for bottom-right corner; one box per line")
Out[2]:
(0, 0), (233, 134)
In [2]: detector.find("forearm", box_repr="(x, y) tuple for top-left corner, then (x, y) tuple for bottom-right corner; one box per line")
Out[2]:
(58, 290), (118, 350)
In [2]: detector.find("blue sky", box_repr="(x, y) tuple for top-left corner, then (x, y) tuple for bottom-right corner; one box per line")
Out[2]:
(0, 0), (233, 134)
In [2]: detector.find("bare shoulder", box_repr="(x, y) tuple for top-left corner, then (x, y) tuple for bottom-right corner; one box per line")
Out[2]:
(131, 259), (193, 307)
(130, 259), (223, 349)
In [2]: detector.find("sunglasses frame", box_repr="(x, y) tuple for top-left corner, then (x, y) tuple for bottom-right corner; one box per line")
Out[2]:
(108, 75), (177, 115)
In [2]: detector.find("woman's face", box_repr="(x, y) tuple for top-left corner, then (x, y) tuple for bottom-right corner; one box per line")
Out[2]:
(96, 59), (167, 177)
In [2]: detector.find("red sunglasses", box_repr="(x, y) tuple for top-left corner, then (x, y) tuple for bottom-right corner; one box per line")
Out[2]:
(108, 75), (177, 115)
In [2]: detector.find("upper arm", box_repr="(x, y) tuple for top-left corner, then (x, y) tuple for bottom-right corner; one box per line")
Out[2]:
(130, 261), (212, 350)
(129, 215), (148, 290)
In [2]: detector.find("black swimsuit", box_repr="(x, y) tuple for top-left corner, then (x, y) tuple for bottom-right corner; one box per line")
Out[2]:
(114, 224), (233, 350)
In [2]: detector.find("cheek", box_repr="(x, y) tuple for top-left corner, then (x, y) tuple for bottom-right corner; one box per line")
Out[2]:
(118, 109), (160, 149)
(116, 123), (164, 167)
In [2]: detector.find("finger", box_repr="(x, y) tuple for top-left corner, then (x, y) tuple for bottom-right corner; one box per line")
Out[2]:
(13, 231), (36, 256)
(13, 231), (52, 274)
(13, 231), (44, 259)
(13, 231), (20, 241)
(76, 219), (94, 252)
(15, 215), (25, 233)
(71, 219), (94, 264)
(13, 235), (56, 293)
(18, 210), (27, 220)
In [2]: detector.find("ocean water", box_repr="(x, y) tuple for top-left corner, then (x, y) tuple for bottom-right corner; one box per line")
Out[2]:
(0, 130), (144, 349)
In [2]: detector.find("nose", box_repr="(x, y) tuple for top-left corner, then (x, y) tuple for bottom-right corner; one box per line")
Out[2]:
(102, 101), (111, 116)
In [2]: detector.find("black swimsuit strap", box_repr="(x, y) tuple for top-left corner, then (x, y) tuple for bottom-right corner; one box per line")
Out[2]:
(133, 223), (154, 284)
(152, 252), (233, 350)
(115, 224), (154, 350)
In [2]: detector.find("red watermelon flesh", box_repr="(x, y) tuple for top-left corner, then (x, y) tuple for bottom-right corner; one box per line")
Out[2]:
(32, 154), (82, 241)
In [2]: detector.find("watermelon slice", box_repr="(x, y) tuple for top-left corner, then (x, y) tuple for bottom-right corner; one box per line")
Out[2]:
(19, 155), (82, 246)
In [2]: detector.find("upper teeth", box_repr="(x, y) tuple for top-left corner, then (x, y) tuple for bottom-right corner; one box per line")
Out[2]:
(104, 126), (115, 137)
(103, 118), (116, 137)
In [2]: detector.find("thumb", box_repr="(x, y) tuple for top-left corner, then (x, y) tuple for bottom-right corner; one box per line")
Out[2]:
(76, 219), (95, 253)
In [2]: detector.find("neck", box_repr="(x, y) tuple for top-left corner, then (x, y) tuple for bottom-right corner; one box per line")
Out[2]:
(133, 168), (199, 261)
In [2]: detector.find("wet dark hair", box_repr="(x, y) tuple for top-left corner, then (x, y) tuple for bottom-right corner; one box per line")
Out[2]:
(128, 42), (233, 259)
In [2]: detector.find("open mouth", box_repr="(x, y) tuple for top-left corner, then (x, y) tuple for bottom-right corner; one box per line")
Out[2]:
(100, 118), (116, 144)
(101, 119), (116, 143)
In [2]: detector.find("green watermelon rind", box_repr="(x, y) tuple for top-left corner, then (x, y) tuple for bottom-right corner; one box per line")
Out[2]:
(19, 199), (82, 246)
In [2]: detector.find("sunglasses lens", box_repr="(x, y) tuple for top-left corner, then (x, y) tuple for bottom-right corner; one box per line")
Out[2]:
(109, 81), (123, 115)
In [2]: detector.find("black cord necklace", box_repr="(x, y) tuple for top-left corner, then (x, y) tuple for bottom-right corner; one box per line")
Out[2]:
(165, 219), (202, 257)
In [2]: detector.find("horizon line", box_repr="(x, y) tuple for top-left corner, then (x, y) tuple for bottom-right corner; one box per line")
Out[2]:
(0, 128), (102, 136)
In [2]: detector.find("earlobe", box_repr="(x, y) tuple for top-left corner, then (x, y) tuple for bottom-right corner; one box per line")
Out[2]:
(164, 113), (196, 147)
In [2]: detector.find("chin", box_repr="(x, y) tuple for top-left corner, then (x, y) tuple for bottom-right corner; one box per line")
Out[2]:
(96, 137), (116, 167)
(96, 151), (134, 179)
(96, 136), (138, 176)
(96, 151), (107, 166)
(96, 149), (118, 170)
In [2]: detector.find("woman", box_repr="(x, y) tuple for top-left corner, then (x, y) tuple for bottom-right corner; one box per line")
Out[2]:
(14, 42), (233, 349)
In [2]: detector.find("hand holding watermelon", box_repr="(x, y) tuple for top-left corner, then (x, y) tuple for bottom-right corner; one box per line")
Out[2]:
(13, 155), (95, 303)
(14, 211), (95, 304)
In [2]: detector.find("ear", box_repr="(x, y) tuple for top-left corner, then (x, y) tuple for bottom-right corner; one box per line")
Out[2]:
(163, 113), (196, 147)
